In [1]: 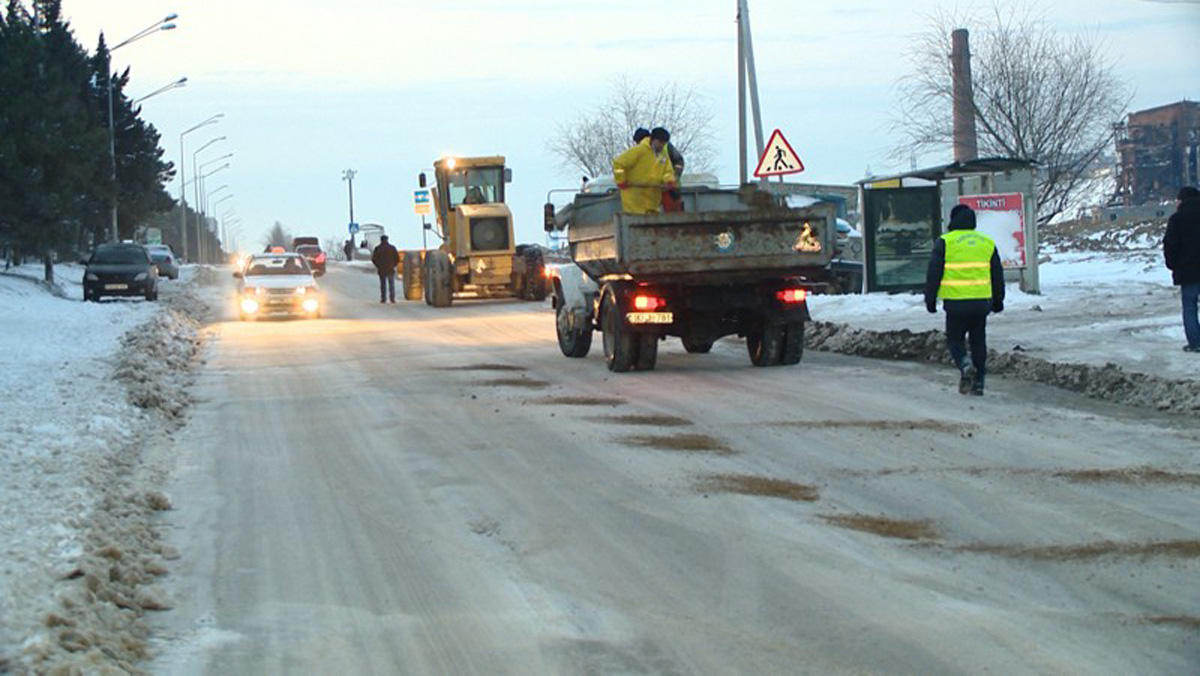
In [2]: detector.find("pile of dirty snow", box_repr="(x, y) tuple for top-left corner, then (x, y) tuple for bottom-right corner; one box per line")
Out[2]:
(0, 274), (208, 673)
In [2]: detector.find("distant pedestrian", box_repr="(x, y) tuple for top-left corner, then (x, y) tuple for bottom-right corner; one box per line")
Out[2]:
(371, 235), (400, 303)
(1164, 185), (1200, 352)
(925, 204), (1005, 395)
(343, 239), (353, 262)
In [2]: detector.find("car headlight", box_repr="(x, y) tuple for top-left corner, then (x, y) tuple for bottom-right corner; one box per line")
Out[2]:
(135, 272), (148, 281)
(301, 298), (319, 313)
(241, 298), (259, 314)
(85, 272), (98, 281)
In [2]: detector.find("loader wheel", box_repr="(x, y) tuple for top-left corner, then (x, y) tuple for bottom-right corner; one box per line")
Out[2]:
(681, 336), (713, 354)
(427, 251), (452, 307)
(601, 285), (635, 372)
(522, 247), (547, 301)
(634, 333), (658, 371)
(780, 320), (805, 365)
(402, 250), (423, 301)
(556, 300), (592, 358)
(747, 323), (785, 367)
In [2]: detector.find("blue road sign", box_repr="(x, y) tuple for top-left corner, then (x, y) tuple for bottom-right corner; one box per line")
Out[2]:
(348, 221), (360, 234)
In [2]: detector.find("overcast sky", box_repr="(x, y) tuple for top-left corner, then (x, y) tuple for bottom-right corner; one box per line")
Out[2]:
(58, 0), (1200, 252)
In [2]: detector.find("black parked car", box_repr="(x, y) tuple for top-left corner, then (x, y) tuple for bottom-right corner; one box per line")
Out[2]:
(82, 243), (159, 302)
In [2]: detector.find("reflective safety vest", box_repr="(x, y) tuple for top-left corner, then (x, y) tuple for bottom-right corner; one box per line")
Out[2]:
(937, 230), (995, 300)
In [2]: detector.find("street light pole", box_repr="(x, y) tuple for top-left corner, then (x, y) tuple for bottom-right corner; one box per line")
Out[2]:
(179, 113), (222, 263)
(196, 163), (229, 263)
(342, 169), (357, 246)
(105, 14), (177, 243)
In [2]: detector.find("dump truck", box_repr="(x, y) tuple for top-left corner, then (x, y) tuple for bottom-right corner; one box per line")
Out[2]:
(544, 184), (836, 372)
(401, 156), (546, 306)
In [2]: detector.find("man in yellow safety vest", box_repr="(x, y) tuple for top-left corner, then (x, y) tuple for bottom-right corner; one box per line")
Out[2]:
(924, 204), (1005, 395)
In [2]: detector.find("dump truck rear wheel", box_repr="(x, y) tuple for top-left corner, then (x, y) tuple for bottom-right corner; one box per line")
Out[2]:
(402, 250), (423, 301)
(781, 320), (804, 365)
(747, 324), (784, 367)
(556, 301), (592, 358)
(601, 285), (635, 372)
(634, 334), (658, 371)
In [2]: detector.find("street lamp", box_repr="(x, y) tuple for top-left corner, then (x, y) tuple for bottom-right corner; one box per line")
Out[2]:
(192, 140), (228, 258)
(106, 13), (178, 243)
(179, 114), (222, 263)
(342, 168), (357, 246)
(132, 76), (187, 105)
(197, 163), (229, 263)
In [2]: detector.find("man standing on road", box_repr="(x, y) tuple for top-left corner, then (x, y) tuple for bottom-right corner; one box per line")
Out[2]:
(613, 127), (676, 214)
(925, 204), (1005, 395)
(371, 235), (400, 304)
(1164, 186), (1200, 352)
(343, 239), (353, 262)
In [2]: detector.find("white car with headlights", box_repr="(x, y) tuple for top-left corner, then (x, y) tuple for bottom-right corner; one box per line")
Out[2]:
(233, 253), (323, 320)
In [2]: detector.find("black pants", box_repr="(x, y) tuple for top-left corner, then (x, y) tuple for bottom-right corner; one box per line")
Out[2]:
(378, 272), (395, 301)
(946, 311), (987, 376)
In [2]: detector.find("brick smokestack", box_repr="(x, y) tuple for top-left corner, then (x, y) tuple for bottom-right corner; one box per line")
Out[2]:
(951, 28), (978, 162)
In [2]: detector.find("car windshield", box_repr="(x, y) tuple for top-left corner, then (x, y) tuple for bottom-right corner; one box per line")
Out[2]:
(246, 257), (310, 276)
(296, 245), (321, 255)
(91, 247), (147, 264)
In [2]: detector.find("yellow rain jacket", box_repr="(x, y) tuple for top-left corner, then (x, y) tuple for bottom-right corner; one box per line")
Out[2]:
(612, 139), (676, 214)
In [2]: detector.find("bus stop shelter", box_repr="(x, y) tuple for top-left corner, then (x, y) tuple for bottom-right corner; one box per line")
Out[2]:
(856, 158), (1039, 294)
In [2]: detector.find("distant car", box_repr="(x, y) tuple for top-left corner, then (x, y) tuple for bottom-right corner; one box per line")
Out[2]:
(233, 252), (322, 320)
(295, 244), (327, 275)
(146, 244), (180, 280)
(82, 243), (159, 302)
(835, 218), (863, 261)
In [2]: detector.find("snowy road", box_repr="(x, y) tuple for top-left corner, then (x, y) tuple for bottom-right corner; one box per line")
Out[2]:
(151, 265), (1199, 674)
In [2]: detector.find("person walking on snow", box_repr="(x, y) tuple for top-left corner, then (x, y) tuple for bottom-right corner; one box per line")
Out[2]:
(371, 235), (400, 303)
(1164, 185), (1200, 352)
(925, 204), (1005, 395)
(613, 127), (676, 214)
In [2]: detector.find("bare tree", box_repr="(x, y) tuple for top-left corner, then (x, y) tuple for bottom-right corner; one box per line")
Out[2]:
(262, 221), (292, 250)
(551, 76), (717, 180)
(892, 4), (1130, 223)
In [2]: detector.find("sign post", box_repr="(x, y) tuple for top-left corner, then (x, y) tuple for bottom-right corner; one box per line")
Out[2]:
(753, 129), (804, 179)
(414, 188), (432, 250)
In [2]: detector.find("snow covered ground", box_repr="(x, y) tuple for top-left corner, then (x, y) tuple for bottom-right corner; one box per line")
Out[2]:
(0, 225), (1194, 670)
(0, 263), (212, 672)
(809, 236), (1196, 385)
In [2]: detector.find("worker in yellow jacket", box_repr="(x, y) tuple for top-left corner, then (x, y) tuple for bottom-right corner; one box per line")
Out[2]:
(612, 127), (676, 214)
(924, 204), (1005, 395)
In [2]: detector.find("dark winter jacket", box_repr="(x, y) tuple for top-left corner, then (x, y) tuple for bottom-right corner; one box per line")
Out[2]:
(1164, 197), (1200, 285)
(371, 242), (399, 274)
(924, 213), (1006, 315)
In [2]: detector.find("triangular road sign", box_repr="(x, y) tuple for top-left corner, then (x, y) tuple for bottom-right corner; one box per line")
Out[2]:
(753, 129), (804, 178)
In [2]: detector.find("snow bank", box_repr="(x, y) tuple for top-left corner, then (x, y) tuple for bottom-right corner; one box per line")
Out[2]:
(806, 225), (1199, 412)
(0, 274), (209, 673)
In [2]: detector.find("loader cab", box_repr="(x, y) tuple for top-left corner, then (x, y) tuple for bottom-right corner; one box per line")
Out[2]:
(426, 156), (515, 259)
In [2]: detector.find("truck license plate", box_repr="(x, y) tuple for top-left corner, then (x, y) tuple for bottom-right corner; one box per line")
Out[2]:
(626, 312), (673, 325)
(104, 283), (128, 290)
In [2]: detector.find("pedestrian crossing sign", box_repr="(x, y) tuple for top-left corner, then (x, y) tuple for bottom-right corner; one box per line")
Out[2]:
(753, 129), (804, 178)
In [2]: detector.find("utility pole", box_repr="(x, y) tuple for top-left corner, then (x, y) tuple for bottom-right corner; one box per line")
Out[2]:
(736, 0), (766, 185)
(342, 169), (357, 247)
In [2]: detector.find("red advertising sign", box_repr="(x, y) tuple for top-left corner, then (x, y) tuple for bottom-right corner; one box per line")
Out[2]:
(957, 193), (1026, 268)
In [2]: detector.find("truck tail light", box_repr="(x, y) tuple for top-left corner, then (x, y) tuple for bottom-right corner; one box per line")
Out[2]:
(633, 294), (666, 311)
(776, 288), (807, 304)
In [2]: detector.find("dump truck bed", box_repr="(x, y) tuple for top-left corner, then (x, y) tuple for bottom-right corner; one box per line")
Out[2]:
(561, 187), (837, 285)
